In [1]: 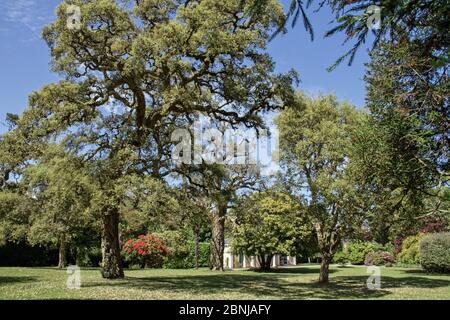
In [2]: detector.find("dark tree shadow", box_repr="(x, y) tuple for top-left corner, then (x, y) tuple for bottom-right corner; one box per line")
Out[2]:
(400, 269), (450, 277)
(0, 276), (37, 286)
(81, 270), (450, 299)
(248, 267), (337, 275)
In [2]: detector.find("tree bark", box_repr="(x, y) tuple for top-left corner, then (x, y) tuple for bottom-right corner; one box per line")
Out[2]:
(315, 224), (340, 283)
(319, 254), (331, 283)
(101, 208), (124, 279)
(210, 204), (226, 271)
(194, 226), (200, 269)
(57, 235), (67, 269)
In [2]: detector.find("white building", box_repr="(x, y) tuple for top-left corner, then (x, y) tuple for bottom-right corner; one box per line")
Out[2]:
(223, 240), (297, 269)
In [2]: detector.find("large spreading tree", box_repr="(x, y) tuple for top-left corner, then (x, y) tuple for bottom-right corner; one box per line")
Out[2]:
(8, 0), (295, 278)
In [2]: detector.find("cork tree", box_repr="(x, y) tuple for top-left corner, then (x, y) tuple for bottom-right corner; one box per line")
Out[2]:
(9, 0), (295, 278)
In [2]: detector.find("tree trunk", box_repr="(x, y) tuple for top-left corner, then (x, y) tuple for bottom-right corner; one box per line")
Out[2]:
(210, 204), (226, 271)
(258, 254), (273, 271)
(101, 208), (124, 279)
(57, 235), (67, 269)
(75, 247), (82, 267)
(319, 254), (331, 283)
(194, 226), (200, 269)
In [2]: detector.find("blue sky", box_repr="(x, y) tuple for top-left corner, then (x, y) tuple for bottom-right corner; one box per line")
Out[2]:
(0, 0), (370, 134)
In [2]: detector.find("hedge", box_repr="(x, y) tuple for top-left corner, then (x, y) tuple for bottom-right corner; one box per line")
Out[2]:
(419, 232), (450, 273)
(397, 233), (425, 265)
(163, 241), (210, 269)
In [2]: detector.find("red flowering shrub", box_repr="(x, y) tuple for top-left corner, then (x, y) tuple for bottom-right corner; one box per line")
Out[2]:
(364, 251), (395, 267)
(122, 234), (169, 268)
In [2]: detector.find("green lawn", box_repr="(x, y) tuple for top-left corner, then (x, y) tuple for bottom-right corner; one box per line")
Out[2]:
(0, 264), (449, 300)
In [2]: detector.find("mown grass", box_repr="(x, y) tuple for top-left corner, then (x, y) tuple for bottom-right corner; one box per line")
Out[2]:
(0, 264), (449, 300)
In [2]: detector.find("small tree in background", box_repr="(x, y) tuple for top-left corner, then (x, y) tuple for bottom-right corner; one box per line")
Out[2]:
(231, 190), (310, 270)
(22, 145), (96, 268)
(276, 93), (371, 282)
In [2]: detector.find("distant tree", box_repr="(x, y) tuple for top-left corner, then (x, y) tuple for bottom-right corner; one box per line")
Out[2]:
(0, 191), (32, 246)
(174, 188), (211, 269)
(180, 163), (262, 271)
(276, 93), (371, 283)
(22, 145), (96, 268)
(231, 189), (310, 270)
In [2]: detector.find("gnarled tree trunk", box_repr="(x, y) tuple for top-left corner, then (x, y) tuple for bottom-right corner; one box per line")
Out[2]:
(210, 204), (226, 271)
(57, 235), (67, 269)
(316, 228), (340, 283)
(319, 254), (331, 283)
(101, 208), (124, 279)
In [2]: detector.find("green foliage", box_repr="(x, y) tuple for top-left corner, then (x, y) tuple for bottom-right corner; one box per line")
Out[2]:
(276, 93), (372, 277)
(231, 190), (311, 260)
(366, 41), (446, 187)
(76, 246), (102, 267)
(119, 175), (180, 236)
(3, 0), (297, 278)
(159, 230), (210, 269)
(420, 233), (450, 274)
(397, 233), (426, 265)
(332, 251), (348, 265)
(20, 145), (96, 250)
(163, 241), (210, 269)
(334, 241), (395, 266)
(345, 241), (384, 265)
(0, 191), (31, 245)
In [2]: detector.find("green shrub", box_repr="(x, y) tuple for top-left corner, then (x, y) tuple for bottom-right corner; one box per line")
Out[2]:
(159, 231), (210, 269)
(345, 241), (384, 265)
(76, 246), (102, 267)
(332, 251), (348, 265)
(397, 233), (425, 265)
(420, 232), (450, 273)
(163, 241), (210, 269)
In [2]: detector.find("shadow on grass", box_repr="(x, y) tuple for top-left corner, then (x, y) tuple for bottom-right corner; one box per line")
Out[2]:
(0, 276), (37, 286)
(400, 268), (450, 277)
(81, 270), (450, 299)
(248, 267), (337, 275)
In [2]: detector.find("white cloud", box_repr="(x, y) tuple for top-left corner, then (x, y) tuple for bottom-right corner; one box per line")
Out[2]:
(0, 0), (51, 33)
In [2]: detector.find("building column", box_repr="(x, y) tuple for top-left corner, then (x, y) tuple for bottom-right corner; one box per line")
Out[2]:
(251, 256), (256, 268)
